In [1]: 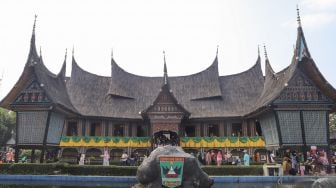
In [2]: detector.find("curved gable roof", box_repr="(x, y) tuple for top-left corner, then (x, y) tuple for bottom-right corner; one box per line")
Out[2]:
(108, 57), (222, 100)
(0, 29), (77, 114)
(66, 55), (263, 118)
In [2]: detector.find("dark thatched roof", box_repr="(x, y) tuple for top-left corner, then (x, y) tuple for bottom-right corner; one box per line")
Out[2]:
(249, 26), (336, 114)
(66, 56), (264, 119)
(0, 30), (77, 114)
(1, 22), (336, 119)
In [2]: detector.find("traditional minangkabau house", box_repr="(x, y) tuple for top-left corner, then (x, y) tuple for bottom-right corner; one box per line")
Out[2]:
(1, 10), (336, 164)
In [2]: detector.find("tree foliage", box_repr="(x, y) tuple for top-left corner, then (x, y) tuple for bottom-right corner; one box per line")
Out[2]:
(330, 113), (336, 131)
(0, 108), (16, 148)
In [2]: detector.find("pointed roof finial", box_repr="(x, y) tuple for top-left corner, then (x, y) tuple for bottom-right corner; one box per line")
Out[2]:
(216, 45), (219, 56)
(163, 50), (168, 85)
(263, 44), (268, 60)
(65, 48), (68, 59)
(163, 50), (167, 73)
(33, 14), (37, 34)
(296, 5), (302, 27)
(28, 14), (39, 60)
(39, 46), (42, 57)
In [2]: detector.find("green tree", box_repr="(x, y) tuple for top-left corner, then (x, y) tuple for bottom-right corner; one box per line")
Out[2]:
(330, 113), (336, 131)
(0, 107), (16, 148)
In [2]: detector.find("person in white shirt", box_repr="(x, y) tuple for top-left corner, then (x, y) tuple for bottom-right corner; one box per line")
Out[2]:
(121, 152), (128, 166)
(270, 153), (275, 163)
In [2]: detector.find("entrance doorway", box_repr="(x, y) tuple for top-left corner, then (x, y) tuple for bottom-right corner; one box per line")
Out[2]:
(153, 131), (179, 147)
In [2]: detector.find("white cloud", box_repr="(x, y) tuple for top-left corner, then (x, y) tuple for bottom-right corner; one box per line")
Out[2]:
(283, 0), (336, 28)
(301, 12), (336, 28)
(302, 0), (336, 11)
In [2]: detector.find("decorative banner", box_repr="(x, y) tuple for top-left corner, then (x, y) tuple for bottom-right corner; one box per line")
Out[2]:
(160, 157), (184, 188)
(60, 136), (265, 148)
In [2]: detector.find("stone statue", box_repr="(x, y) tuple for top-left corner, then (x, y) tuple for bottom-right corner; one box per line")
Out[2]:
(134, 145), (213, 188)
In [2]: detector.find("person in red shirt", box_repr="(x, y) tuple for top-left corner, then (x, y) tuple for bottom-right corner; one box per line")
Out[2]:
(6, 149), (14, 163)
(216, 151), (223, 166)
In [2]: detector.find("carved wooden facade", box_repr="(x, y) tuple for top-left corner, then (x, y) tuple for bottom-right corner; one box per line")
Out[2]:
(143, 84), (189, 135)
(14, 80), (50, 104)
(275, 71), (330, 103)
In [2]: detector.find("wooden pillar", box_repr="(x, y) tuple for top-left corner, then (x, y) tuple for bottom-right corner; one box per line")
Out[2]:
(77, 119), (83, 136)
(14, 147), (19, 163)
(132, 124), (137, 137)
(219, 121), (225, 137)
(326, 111), (331, 159)
(227, 122), (232, 136)
(85, 120), (90, 136)
(40, 111), (52, 163)
(104, 121), (109, 136)
(81, 119), (86, 136)
(62, 121), (68, 136)
(14, 112), (19, 163)
(299, 111), (307, 148)
(250, 120), (256, 136)
(109, 121), (113, 136)
(195, 123), (201, 137)
(242, 120), (248, 136)
(203, 123), (208, 136)
(31, 149), (35, 163)
(101, 121), (106, 136)
(128, 123), (133, 136)
(124, 123), (129, 136)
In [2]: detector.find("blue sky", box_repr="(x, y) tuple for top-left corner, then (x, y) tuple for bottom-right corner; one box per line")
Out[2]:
(0, 0), (335, 98)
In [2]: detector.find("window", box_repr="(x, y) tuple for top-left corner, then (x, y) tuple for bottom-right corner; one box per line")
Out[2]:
(208, 124), (219, 137)
(28, 93), (33, 102)
(34, 92), (40, 102)
(90, 122), (101, 136)
(184, 126), (195, 137)
(136, 125), (146, 137)
(318, 92), (322, 100)
(255, 121), (262, 136)
(114, 125), (124, 136)
(231, 123), (242, 137)
(66, 121), (78, 136)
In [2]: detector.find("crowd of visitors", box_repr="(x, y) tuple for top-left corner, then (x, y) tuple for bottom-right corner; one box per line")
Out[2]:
(4, 144), (336, 177)
(282, 148), (333, 176)
(197, 149), (250, 166)
(0, 148), (14, 163)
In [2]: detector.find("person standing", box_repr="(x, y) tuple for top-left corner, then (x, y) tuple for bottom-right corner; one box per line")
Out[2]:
(6, 149), (14, 163)
(79, 153), (85, 165)
(270, 153), (275, 163)
(283, 157), (291, 175)
(243, 150), (250, 167)
(102, 148), (110, 166)
(205, 151), (211, 165)
(121, 152), (128, 166)
(216, 151), (223, 166)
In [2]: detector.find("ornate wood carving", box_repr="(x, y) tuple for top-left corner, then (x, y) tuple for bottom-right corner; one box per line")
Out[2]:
(275, 72), (330, 103)
(14, 80), (50, 104)
(145, 85), (188, 134)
